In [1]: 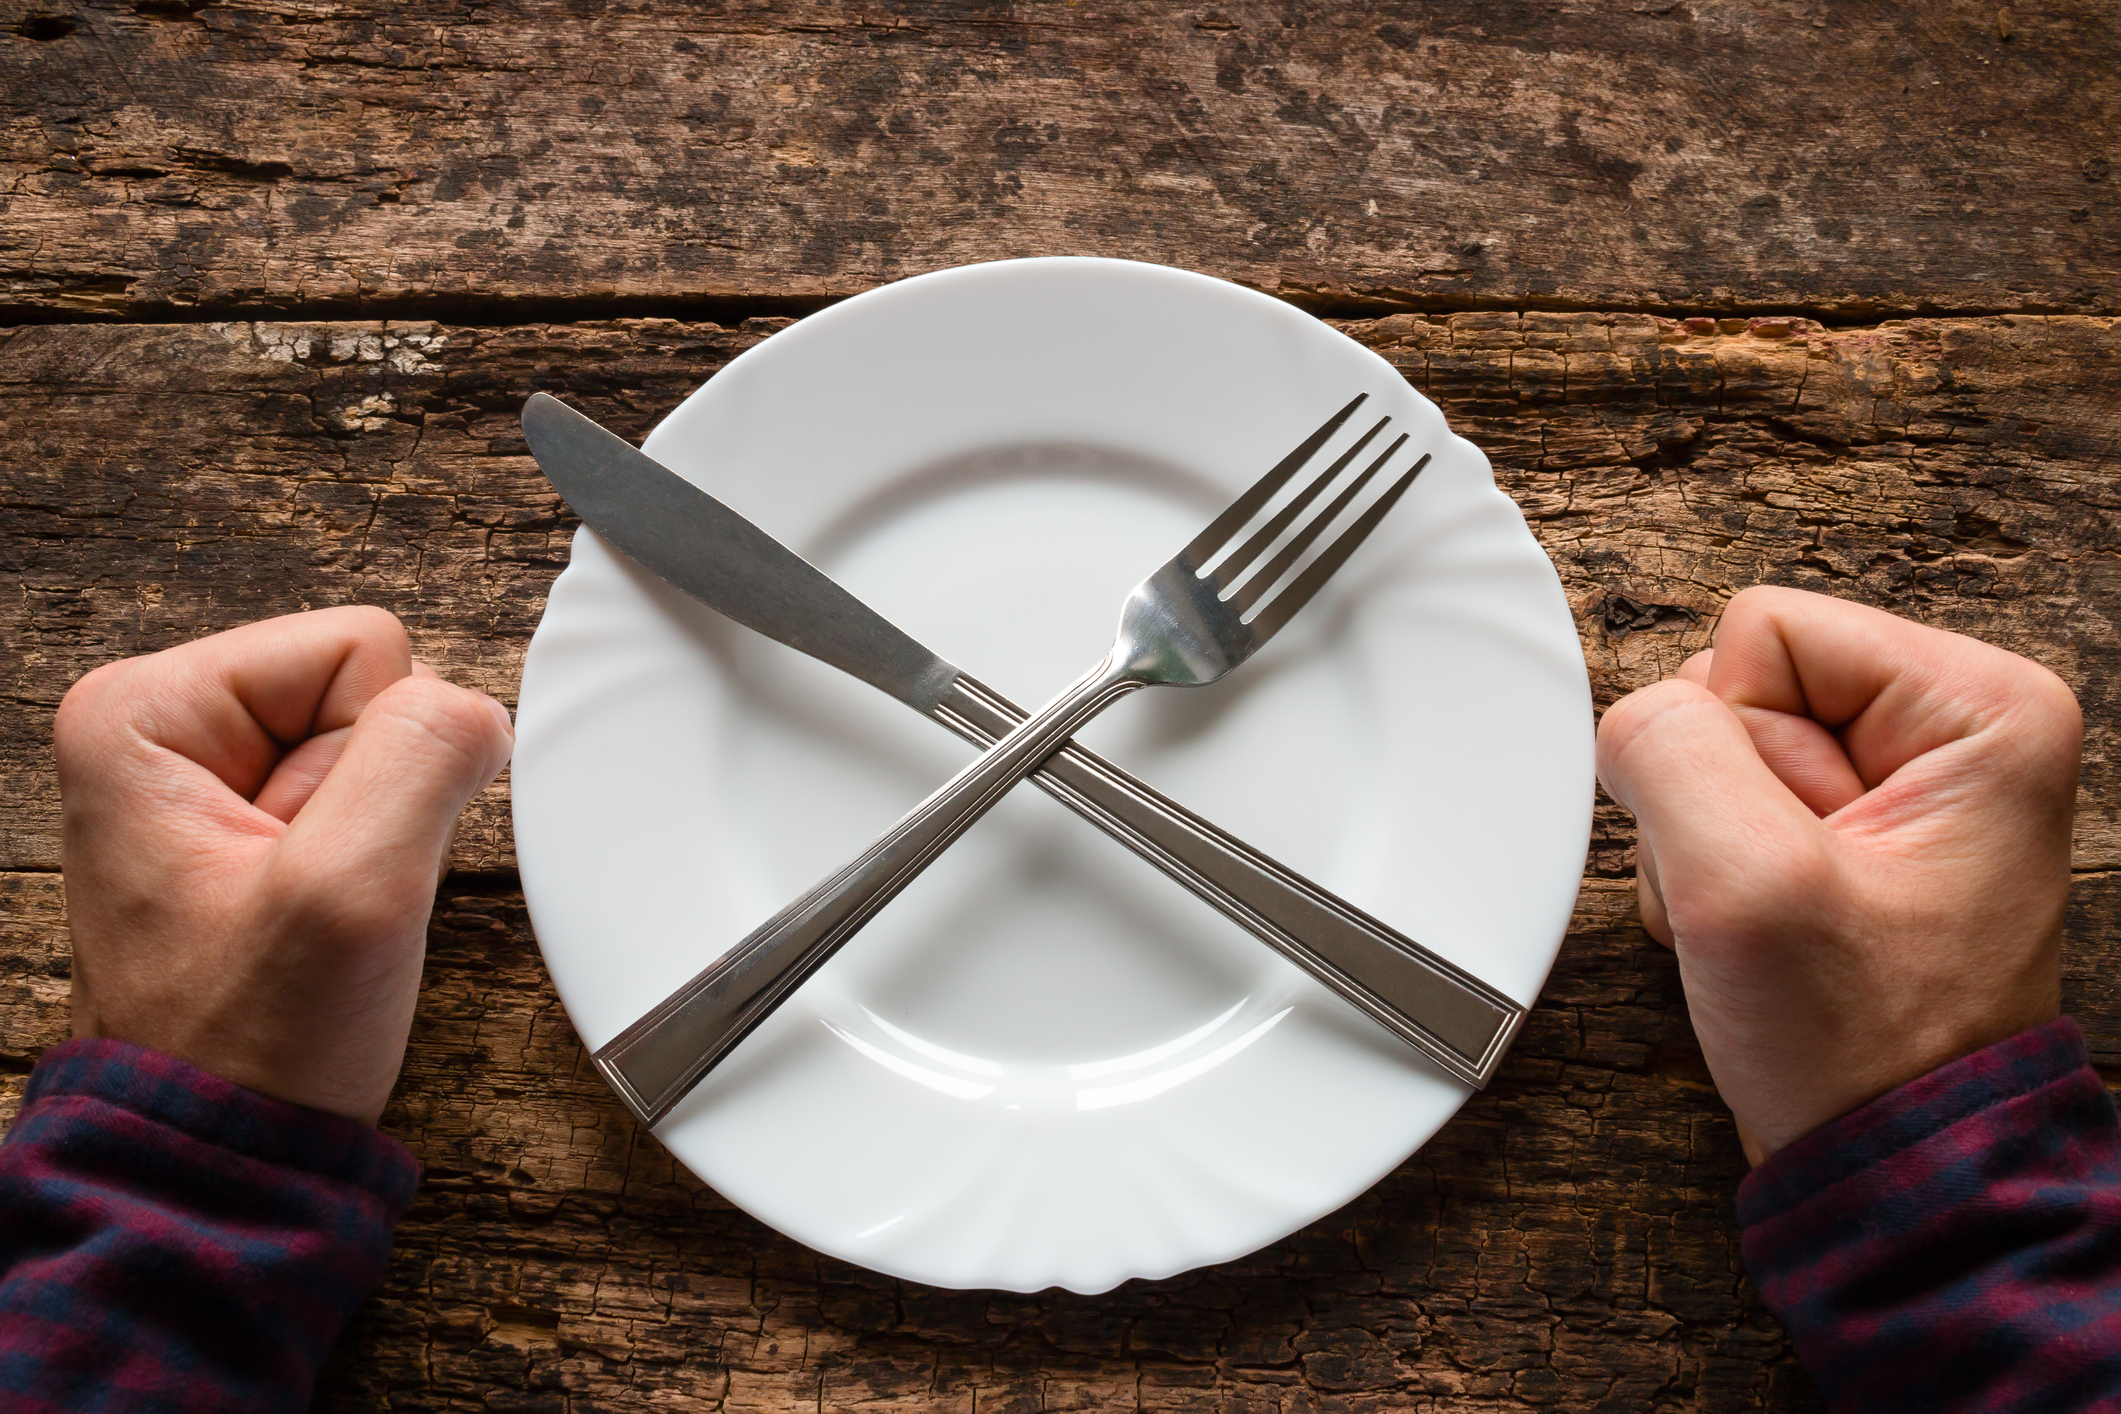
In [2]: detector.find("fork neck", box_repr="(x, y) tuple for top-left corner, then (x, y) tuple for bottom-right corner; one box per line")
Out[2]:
(935, 652), (1148, 810)
(849, 652), (1145, 886)
(1021, 654), (1150, 756)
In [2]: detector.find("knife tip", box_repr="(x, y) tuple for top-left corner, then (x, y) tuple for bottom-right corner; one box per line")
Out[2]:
(521, 391), (570, 439)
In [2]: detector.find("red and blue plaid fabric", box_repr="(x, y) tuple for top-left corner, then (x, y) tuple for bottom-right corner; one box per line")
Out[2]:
(0, 1037), (418, 1413)
(1741, 1015), (2121, 1412)
(2, 1023), (2114, 1412)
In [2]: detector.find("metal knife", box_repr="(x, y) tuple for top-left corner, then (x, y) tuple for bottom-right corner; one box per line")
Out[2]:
(520, 393), (1525, 1118)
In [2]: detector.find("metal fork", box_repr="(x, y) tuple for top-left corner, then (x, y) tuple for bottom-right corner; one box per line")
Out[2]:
(596, 395), (1432, 1125)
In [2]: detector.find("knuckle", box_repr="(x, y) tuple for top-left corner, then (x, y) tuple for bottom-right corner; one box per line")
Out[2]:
(1597, 680), (1663, 737)
(1722, 584), (1787, 616)
(1597, 680), (1715, 805)
(2005, 661), (2085, 779)
(1598, 678), (1712, 759)
(376, 677), (503, 768)
(1715, 584), (1796, 636)
(328, 603), (412, 657)
(2022, 661), (2082, 727)
(58, 658), (130, 714)
(53, 660), (140, 767)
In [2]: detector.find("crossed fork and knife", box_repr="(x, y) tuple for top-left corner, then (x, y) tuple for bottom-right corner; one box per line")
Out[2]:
(522, 391), (1527, 1127)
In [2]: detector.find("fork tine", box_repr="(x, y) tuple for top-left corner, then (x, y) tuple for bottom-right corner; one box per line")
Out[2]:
(1208, 418), (1392, 591)
(1226, 436), (1411, 612)
(1181, 393), (1369, 568)
(1242, 453), (1432, 642)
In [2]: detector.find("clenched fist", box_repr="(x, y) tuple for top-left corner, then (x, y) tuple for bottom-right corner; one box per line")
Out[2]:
(54, 607), (514, 1124)
(1597, 587), (2080, 1163)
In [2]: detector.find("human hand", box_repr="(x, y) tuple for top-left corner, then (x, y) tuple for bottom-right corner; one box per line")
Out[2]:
(54, 607), (514, 1125)
(1595, 586), (2080, 1163)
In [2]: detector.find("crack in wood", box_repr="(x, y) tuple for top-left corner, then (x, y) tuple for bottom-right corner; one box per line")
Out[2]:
(2, 0), (2115, 322)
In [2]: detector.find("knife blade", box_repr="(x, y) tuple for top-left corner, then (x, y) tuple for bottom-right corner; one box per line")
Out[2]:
(520, 392), (1525, 1114)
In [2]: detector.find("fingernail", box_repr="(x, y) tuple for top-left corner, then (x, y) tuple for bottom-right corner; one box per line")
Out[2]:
(483, 694), (515, 738)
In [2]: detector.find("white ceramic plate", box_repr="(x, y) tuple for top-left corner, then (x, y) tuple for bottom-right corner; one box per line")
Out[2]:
(513, 257), (1592, 1294)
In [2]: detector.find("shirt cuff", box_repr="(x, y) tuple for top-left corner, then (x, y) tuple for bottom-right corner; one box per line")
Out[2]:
(1737, 1016), (2121, 1412)
(1737, 1016), (2099, 1230)
(0, 1038), (422, 1413)
(16, 1037), (418, 1213)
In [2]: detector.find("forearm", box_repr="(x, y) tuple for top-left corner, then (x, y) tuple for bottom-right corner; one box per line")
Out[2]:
(0, 1039), (418, 1413)
(1740, 1017), (2121, 1412)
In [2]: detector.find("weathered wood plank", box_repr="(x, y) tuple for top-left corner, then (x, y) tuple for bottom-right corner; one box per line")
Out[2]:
(5, 311), (2119, 875)
(3, 869), (2116, 1410)
(0, 315), (770, 870)
(350, 866), (1796, 1412)
(2, 0), (2115, 320)
(0, 873), (1783, 1411)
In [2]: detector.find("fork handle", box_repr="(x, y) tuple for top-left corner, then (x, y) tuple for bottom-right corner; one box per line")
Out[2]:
(594, 659), (1143, 1126)
(933, 675), (1525, 1088)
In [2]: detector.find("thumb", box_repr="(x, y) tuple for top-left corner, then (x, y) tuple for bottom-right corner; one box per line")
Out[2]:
(1597, 678), (1827, 947)
(274, 674), (513, 929)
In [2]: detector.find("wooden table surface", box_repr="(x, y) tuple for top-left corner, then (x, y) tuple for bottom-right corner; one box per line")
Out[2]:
(3, 2), (2117, 1408)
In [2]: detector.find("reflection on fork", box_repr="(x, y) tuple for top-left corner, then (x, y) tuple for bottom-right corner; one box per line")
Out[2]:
(597, 393), (1438, 1126)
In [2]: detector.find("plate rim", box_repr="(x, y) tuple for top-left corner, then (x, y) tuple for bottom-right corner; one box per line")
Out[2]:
(513, 255), (1593, 1291)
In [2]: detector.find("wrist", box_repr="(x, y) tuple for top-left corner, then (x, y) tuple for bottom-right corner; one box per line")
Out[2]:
(1734, 997), (2066, 1164)
(68, 1008), (402, 1128)
(16, 1036), (419, 1199)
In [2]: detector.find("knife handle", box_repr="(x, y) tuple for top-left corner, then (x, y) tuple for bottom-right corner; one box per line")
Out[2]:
(932, 675), (1526, 1089)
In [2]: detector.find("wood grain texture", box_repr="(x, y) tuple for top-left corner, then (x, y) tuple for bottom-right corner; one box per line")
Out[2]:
(0, 869), (2115, 1412)
(7, 311), (2121, 873)
(2, 308), (2119, 1409)
(0, 874), (1812, 1412)
(2, 0), (2116, 321)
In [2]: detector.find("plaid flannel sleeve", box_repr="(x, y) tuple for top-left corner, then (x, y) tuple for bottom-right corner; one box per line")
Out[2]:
(0, 1037), (420, 1414)
(1739, 1015), (2121, 1413)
